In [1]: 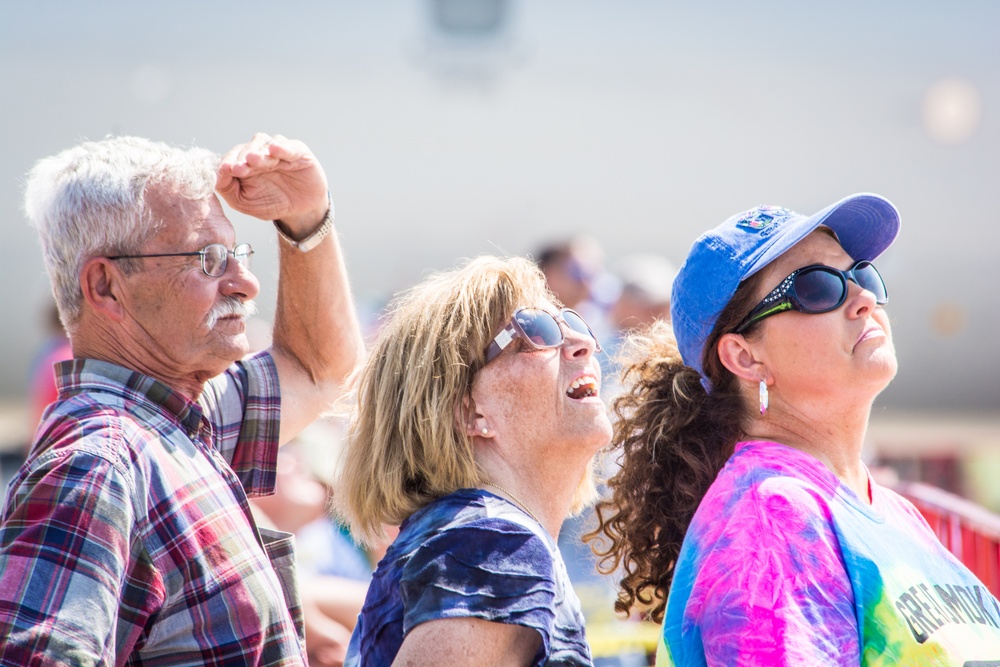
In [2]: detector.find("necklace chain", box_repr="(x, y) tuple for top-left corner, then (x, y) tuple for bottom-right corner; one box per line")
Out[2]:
(483, 482), (541, 525)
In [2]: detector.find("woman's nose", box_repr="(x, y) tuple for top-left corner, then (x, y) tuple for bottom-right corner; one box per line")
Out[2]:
(845, 279), (878, 318)
(561, 326), (598, 359)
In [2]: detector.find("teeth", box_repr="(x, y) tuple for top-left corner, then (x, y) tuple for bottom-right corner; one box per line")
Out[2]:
(567, 375), (598, 398)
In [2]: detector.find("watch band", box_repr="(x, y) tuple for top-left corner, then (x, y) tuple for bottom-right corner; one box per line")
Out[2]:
(273, 196), (334, 252)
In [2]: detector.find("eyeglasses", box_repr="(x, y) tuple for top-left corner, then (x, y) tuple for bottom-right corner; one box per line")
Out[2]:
(734, 260), (888, 334)
(484, 307), (602, 364)
(107, 243), (254, 278)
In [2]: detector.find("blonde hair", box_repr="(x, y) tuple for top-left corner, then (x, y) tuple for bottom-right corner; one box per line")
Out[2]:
(337, 256), (562, 544)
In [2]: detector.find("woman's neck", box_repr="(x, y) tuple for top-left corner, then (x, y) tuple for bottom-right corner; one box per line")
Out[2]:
(746, 400), (873, 503)
(476, 449), (591, 538)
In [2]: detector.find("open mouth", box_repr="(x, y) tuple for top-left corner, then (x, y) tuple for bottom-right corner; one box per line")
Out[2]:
(567, 374), (599, 400)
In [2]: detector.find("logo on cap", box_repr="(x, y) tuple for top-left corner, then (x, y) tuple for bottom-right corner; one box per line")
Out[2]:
(735, 206), (793, 232)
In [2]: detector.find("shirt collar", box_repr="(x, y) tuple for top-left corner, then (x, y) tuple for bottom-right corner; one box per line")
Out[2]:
(54, 358), (207, 439)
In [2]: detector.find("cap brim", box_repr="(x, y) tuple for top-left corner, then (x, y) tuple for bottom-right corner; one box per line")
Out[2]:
(743, 193), (900, 279)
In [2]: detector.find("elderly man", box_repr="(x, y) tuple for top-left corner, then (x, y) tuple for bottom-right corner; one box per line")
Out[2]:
(0, 133), (364, 666)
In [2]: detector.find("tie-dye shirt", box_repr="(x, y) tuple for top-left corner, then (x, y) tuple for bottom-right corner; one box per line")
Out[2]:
(659, 440), (1000, 666)
(344, 489), (592, 666)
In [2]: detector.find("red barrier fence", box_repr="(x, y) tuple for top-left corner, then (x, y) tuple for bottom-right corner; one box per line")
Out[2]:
(895, 481), (1000, 597)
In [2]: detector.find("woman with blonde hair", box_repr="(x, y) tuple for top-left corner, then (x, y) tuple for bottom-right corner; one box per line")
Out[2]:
(338, 255), (612, 666)
(590, 194), (1000, 664)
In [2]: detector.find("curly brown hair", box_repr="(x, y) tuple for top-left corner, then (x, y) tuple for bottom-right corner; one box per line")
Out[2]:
(584, 270), (768, 623)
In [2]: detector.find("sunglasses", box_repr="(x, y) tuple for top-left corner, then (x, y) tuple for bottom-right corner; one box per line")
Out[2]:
(484, 307), (602, 364)
(734, 260), (888, 334)
(108, 243), (254, 278)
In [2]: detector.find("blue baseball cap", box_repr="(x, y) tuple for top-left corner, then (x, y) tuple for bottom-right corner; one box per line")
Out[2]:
(670, 193), (901, 385)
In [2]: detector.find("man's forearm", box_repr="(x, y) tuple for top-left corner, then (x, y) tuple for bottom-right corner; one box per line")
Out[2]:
(270, 200), (365, 439)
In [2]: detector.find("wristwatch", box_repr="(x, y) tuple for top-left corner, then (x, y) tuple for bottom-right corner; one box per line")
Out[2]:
(273, 195), (334, 252)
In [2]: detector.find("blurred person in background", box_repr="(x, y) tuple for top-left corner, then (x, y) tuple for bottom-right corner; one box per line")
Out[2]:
(556, 252), (678, 665)
(601, 253), (676, 387)
(607, 253), (675, 337)
(535, 236), (618, 340)
(536, 236), (604, 312)
(535, 235), (619, 386)
(25, 301), (73, 441)
(1, 301), (74, 506)
(0, 133), (364, 666)
(589, 194), (1000, 664)
(337, 256), (611, 666)
(251, 422), (385, 667)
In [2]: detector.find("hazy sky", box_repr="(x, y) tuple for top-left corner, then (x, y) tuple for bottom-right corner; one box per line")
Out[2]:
(2, 0), (998, 412)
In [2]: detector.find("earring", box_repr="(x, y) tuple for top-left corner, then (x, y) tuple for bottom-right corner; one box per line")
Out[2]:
(759, 379), (769, 416)
(481, 427), (489, 436)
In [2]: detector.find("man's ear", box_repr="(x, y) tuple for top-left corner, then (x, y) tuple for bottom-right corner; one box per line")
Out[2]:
(79, 258), (128, 322)
(716, 332), (768, 384)
(454, 392), (492, 439)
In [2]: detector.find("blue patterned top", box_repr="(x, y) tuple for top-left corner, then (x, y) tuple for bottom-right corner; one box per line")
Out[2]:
(345, 488), (592, 666)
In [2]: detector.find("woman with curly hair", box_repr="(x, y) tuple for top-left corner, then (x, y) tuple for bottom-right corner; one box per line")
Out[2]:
(589, 194), (1000, 664)
(337, 256), (612, 666)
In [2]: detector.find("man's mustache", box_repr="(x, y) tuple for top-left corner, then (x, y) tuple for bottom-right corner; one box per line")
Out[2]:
(206, 297), (257, 328)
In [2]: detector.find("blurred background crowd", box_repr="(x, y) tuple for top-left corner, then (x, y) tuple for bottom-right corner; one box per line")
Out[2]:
(2, 1), (998, 664)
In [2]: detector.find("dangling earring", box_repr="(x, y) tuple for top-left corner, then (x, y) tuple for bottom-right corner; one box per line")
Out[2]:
(759, 379), (769, 416)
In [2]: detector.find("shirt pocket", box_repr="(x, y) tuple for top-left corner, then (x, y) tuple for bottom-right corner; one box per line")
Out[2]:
(259, 527), (306, 646)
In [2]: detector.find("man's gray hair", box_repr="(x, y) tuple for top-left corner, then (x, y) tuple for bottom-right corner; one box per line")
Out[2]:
(24, 136), (219, 328)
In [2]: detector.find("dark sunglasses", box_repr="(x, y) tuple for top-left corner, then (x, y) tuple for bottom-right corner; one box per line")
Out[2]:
(484, 307), (602, 364)
(108, 242), (254, 278)
(734, 260), (888, 334)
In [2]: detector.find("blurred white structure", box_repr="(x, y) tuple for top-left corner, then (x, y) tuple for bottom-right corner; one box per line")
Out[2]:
(1, 0), (997, 426)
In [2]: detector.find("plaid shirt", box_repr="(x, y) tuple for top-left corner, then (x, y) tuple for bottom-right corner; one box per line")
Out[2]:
(0, 353), (308, 667)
